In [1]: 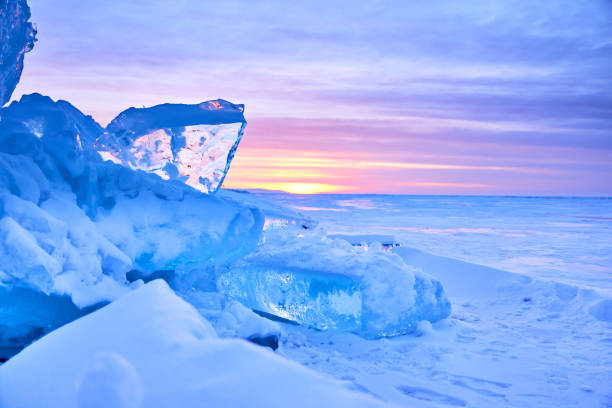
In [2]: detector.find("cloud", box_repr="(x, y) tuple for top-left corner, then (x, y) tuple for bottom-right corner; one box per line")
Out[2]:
(13, 0), (612, 195)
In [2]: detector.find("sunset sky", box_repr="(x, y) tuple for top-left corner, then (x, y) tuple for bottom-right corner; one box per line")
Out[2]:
(11, 0), (612, 195)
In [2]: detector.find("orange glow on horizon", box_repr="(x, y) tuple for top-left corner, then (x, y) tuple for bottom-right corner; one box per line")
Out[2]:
(226, 148), (556, 174)
(226, 181), (346, 194)
(221, 145), (562, 194)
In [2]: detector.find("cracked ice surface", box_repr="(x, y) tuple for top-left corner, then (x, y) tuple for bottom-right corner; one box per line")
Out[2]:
(97, 100), (246, 194)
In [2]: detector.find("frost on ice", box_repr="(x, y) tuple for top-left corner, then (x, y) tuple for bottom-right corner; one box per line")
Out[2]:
(0, 0), (36, 107)
(96, 100), (246, 194)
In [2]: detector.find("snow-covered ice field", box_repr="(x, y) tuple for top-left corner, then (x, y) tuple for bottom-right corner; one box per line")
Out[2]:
(252, 192), (612, 407)
(2, 2), (611, 405)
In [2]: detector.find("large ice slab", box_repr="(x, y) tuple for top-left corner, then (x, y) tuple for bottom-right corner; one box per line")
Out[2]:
(218, 230), (451, 338)
(97, 100), (246, 194)
(0, 0), (36, 107)
(0, 280), (388, 408)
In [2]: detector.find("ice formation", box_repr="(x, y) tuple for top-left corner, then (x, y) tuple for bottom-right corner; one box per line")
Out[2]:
(219, 230), (451, 338)
(0, 94), (450, 347)
(0, 94), (262, 354)
(97, 100), (246, 194)
(0, 280), (387, 408)
(0, 0), (452, 364)
(0, 0), (36, 107)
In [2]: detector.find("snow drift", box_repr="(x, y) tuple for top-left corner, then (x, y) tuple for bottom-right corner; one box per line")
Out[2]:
(0, 280), (388, 408)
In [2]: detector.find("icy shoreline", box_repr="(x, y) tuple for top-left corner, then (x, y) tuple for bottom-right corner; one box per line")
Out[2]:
(3, 231), (610, 407)
(2, 0), (610, 405)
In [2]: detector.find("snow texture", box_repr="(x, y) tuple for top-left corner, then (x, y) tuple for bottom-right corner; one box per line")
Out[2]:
(251, 192), (612, 408)
(0, 280), (388, 408)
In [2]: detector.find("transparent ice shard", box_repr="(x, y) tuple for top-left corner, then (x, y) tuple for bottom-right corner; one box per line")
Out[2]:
(219, 266), (364, 332)
(96, 100), (246, 194)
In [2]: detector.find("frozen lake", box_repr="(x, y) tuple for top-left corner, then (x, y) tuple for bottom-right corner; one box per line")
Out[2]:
(245, 192), (612, 407)
(253, 193), (612, 294)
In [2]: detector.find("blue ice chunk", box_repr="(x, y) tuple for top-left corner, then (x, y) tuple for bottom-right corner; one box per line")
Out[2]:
(219, 265), (364, 332)
(0, 93), (104, 216)
(218, 232), (451, 338)
(0, 93), (102, 157)
(0, 0), (36, 107)
(0, 285), (102, 361)
(0, 153), (50, 204)
(97, 100), (247, 194)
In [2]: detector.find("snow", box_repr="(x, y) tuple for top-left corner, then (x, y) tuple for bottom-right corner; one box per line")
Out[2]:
(257, 193), (612, 293)
(95, 189), (263, 271)
(0, 190), (130, 306)
(97, 100), (246, 194)
(0, 280), (388, 408)
(252, 192), (612, 408)
(0, 0), (36, 107)
(2, 3), (611, 406)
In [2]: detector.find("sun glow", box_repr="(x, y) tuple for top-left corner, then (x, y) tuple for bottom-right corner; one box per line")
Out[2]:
(230, 182), (344, 194)
(222, 146), (559, 194)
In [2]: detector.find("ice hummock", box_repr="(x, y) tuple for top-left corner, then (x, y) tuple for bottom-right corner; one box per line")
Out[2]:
(96, 100), (246, 194)
(1, 0), (451, 354)
(0, 94), (262, 353)
(218, 230), (451, 338)
(0, 0), (36, 107)
(0, 92), (451, 347)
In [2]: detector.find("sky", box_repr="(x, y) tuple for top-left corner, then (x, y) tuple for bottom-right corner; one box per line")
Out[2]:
(11, 0), (612, 195)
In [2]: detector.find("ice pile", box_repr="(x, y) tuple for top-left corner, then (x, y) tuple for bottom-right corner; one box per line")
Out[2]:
(97, 100), (246, 194)
(0, 94), (262, 355)
(0, 0), (36, 107)
(0, 0), (451, 361)
(219, 230), (451, 338)
(0, 280), (387, 408)
(0, 95), (450, 347)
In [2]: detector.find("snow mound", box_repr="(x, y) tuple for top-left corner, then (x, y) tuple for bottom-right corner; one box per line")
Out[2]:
(97, 100), (246, 194)
(589, 298), (612, 323)
(0, 280), (389, 408)
(219, 229), (451, 338)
